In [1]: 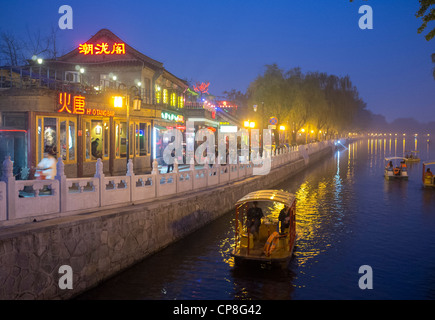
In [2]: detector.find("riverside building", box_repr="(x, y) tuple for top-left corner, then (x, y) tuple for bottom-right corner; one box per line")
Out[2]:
(0, 29), (189, 178)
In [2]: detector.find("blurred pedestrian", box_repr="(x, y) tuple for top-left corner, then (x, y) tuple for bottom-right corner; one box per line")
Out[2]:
(35, 146), (57, 180)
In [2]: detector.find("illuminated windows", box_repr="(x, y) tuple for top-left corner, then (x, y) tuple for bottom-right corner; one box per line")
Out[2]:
(115, 121), (127, 158)
(133, 122), (149, 156)
(163, 89), (168, 104)
(84, 120), (109, 161)
(170, 92), (177, 107)
(178, 96), (184, 108)
(155, 86), (161, 104)
(36, 116), (77, 164)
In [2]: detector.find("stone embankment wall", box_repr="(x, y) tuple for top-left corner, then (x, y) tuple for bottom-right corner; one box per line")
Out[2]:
(0, 146), (332, 299)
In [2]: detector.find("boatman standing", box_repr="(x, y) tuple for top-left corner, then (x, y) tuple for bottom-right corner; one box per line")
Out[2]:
(247, 201), (263, 238)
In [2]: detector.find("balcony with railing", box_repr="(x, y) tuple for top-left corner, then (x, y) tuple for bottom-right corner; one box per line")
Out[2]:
(0, 65), (154, 103)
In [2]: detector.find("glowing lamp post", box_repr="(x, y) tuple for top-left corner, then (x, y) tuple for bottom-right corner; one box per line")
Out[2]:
(112, 86), (142, 162)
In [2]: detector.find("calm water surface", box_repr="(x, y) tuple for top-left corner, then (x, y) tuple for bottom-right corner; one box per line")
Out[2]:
(78, 137), (435, 300)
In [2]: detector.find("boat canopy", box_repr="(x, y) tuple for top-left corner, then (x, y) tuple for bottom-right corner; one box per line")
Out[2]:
(385, 157), (406, 161)
(235, 190), (295, 207)
(423, 161), (435, 166)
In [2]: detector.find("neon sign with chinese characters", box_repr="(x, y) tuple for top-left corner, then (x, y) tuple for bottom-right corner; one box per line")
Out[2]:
(78, 42), (126, 55)
(58, 92), (115, 117)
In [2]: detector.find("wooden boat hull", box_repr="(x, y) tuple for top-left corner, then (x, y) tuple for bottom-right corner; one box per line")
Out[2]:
(231, 237), (295, 268)
(384, 174), (408, 180)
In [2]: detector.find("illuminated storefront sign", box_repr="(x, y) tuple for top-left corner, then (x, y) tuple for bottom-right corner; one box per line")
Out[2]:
(161, 111), (184, 123)
(58, 92), (115, 117)
(220, 125), (238, 133)
(216, 100), (237, 109)
(78, 42), (126, 55)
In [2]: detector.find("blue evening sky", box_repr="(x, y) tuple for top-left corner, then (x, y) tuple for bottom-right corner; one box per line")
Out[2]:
(1, 0), (434, 123)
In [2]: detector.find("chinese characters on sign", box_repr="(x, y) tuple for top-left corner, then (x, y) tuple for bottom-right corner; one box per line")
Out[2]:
(58, 92), (115, 117)
(78, 42), (126, 55)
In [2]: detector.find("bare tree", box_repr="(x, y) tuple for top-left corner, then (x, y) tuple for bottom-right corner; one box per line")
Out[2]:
(0, 31), (25, 66)
(24, 26), (50, 58)
(46, 25), (60, 59)
(0, 25), (62, 66)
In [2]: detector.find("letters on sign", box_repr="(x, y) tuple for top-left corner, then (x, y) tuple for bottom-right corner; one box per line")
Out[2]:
(78, 42), (126, 55)
(58, 92), (115, 117)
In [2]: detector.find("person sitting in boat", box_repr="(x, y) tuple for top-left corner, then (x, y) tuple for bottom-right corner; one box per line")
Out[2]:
(278, 206), (290, 234)
(426, 168), (433, 178)
(247, 201), (263, 238)
(400, 161), (407, 171)
(387, 161), (393, 171)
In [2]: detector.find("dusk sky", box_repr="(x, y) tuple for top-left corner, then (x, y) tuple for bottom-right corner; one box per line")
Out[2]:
(1, 0), (434, 123)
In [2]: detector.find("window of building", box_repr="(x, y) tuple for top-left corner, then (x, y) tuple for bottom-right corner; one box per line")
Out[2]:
(36, 116), (77, 164)
(133, 122), (149, 156)
(155, 86), (161, 104)
(144, 78), (151, 104)
(0, 112), (28, 179)
(170, 92), (177, 107)
(84, 119), (109, 161)
(115, 121), (127, 158)
(178, 95), (184, 108)
(129, 123), (134, 157)
(163, 89), (168, 104)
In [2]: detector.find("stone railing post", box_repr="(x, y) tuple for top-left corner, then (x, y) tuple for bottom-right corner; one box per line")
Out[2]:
(173, 158), (179, 173)
(1, 156), (15, 220)
(126, 159), (134, 202)
(151, 159), (159, 175)
(214, 162), (221, 184)
(94, 158), (104, 207)
(55, 157), (67, 212)
(189, 157), (195, 171)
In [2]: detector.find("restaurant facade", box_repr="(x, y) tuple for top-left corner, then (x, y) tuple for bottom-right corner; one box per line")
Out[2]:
(0, 29), (190, 178)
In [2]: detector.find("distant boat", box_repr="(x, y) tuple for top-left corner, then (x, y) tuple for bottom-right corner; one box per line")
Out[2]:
(404, 150), (421, 163)
(384, 157), (408, 180)
(422, 161), (435, 188)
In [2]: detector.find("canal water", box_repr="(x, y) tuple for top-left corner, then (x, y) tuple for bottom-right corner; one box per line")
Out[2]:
(78, 136), (435, 300)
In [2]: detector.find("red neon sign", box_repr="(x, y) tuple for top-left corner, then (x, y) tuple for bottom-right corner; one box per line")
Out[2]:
(58, 92), (115, 117)
(78, 42), (126, 55)
(193, 82), (210, 95)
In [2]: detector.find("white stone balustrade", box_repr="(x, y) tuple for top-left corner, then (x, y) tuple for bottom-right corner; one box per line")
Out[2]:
(0, 181), (7, 221)
(0, 140), (336, 225)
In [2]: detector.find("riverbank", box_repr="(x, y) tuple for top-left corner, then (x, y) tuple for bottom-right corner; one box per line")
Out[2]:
(0, 144), (333, 299)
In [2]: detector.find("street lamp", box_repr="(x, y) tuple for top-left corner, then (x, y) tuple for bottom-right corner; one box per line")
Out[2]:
(244, 120), (255, 128)
(112, 86), (142, 162)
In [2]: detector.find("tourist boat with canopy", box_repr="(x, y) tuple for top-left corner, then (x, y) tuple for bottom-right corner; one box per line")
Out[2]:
(405, 150), (421, 162)
(384, 157), (408, 180)
(422, 161), (435, 187)
(231, 190), (296, 268)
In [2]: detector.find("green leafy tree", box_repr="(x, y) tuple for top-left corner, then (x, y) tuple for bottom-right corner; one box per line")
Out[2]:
(245, 64), (368, 143)
(416, 0), (435, 79)
(416, 0), (435, 41)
